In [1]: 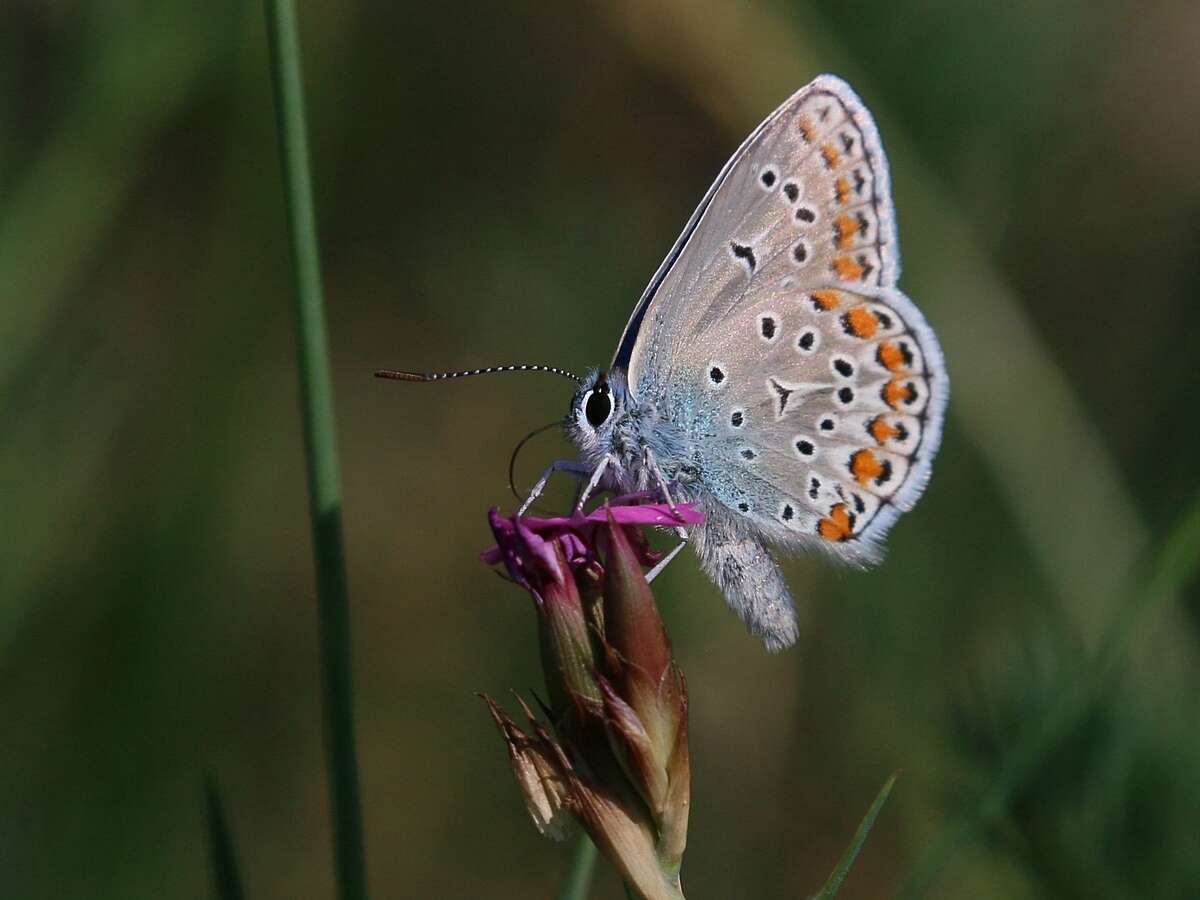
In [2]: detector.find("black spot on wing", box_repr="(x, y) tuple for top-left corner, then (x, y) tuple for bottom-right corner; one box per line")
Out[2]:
(730, 241), (756, 272)
(768, 378), (795, 417)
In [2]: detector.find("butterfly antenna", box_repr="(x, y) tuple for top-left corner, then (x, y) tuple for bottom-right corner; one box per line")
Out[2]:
(508, 419), (565, 506)
(374, 364), (581, 384)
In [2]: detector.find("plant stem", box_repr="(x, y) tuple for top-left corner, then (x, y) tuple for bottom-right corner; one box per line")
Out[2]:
(264, 3), (367, 900)
(204, 776), (247, 900)
(557, 834), (598, 900)
(815, 772), (898, 899)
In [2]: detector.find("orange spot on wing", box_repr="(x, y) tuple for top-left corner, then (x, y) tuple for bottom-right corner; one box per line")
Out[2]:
(811, 289), (840, 310)
(883, 378), (915, 409)
(798, 116), (815, 142)
(834, 214), (860, 249)
(821, 143), (842, 169)
(833, 255), (866, 281)
(835, 176), (851, 205)
(844, 305), (878, 338)
(850, 449), (885, 486)
(818, 503), (855, 542)
(868, 416), (899, 445)
(877, 340), (907, 373)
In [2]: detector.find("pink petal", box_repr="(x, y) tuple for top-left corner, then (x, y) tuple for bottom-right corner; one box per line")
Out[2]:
(481, 498), (704, 573)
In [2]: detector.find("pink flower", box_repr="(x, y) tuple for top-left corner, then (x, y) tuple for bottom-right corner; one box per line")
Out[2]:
(480, 496), (701, 900)
(481, 493), (704, 592)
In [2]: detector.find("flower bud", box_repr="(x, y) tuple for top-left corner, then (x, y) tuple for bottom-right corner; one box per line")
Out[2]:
(599, 511), (690, 873)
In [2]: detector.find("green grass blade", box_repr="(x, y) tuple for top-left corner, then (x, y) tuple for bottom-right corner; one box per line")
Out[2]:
(263, 3), (367, 900)
(557, 834), (599, 900)
(204, 777), (247, 900)
(813, 772), (899, 900)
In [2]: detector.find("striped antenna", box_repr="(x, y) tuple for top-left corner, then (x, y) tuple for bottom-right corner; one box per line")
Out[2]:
(374, 364), (581, 384)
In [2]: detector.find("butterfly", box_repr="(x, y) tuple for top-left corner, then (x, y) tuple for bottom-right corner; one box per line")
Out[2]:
(379, 75), (948, 651)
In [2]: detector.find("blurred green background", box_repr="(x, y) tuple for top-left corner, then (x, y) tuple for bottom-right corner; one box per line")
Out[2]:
(3, 1), (1199, 897)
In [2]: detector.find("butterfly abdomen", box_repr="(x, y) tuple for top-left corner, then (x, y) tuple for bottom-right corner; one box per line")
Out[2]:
(690, 499), (800, 652)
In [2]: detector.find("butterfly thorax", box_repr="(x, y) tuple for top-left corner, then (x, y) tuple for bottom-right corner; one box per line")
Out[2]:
(566, 367), (698, 498)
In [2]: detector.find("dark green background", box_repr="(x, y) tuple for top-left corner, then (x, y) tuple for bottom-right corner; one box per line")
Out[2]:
(3, 1), (1199, 897)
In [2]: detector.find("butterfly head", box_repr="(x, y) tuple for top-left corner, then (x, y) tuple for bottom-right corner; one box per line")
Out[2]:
(566, 368), (630, 460)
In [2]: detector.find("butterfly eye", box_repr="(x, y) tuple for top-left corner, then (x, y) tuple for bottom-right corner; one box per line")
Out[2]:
(583, 387), (612, 428)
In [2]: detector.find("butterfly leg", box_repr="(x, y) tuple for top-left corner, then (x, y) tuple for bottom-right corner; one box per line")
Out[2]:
(643, 446), (683, 518)
(645, 531), (689, 584)
(638, 445), (693, 583)
(573, 455), (613, 512)
(518, 459), (591, 516)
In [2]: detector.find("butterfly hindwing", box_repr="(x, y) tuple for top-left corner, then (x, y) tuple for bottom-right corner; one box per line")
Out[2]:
(678, 282), (946, 563)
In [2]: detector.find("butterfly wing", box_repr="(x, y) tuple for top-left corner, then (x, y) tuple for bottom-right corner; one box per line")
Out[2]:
(617, 75), (947, 564)
(691, 283), (946, 562)
(613, 75), (900, 394)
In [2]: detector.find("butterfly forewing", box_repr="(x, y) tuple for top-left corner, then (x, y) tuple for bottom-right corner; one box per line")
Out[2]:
(617, 76), (900, 398)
